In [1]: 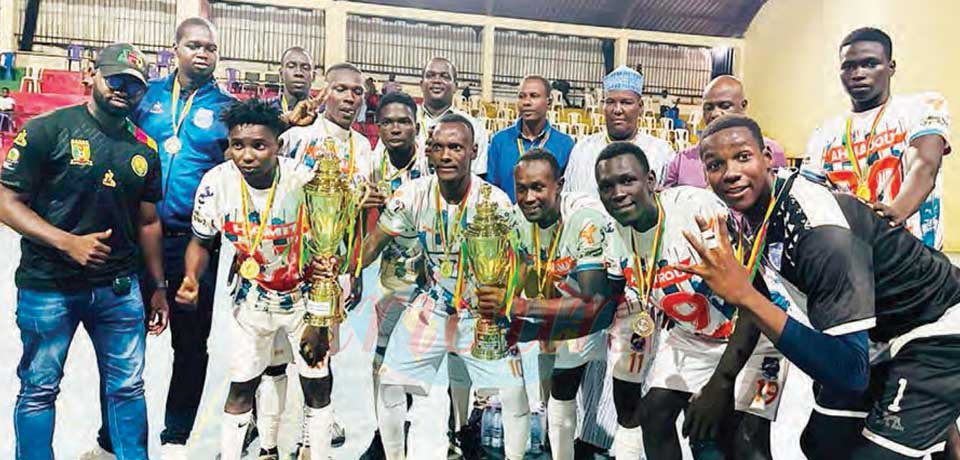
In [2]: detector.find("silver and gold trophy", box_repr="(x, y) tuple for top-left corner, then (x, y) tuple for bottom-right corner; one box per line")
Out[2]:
(463, 184), (512, 360)
(302, 145), (366, 327)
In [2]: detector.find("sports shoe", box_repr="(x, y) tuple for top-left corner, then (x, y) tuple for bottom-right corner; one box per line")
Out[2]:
(291, 442), (311, 460)
(457, 424), (482, 460)
(330, 420), (346, 448)
(78, 445), (116, 460)
(242, 422), (260, 456)
(160, 443), (188, 460)
(258, 447), (280, 460)
(359, 430), (386, 460)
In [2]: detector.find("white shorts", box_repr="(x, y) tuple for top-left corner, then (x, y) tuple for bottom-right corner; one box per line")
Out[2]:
(378, 293), (525, 394)
(608, 303), (659, 384)
(229, 307), (331, 383)
(645, 327), (790, 421)
(269, 329), (294, 367)
(543, 330), (607, 371)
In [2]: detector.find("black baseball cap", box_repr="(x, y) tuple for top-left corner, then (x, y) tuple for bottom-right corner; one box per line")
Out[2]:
(96, 43), (148, 84)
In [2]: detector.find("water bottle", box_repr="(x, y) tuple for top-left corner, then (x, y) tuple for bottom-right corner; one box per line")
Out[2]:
(481, 404), (493, 447)
(528, 406), (544, 454)
(490, 402), (503, 449)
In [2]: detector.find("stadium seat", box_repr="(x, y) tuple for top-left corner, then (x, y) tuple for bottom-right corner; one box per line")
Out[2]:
(39, 70), (84, 95)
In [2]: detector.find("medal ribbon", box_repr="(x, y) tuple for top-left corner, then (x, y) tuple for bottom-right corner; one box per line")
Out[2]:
(532, 219), (563, 298)
(841, 102), (888, 194)
(516, 129), (551, 157)
(239, 167), (281, 264)
(631, 195), (664, 310)
(170, 76), (199, 139)
(281, 93), (290, 113)
(435, 179), (472, 310)
(380, 146), (417, 186)
(735, 178), (786, 282)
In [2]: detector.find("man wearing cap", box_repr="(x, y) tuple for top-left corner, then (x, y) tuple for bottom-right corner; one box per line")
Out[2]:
(663, 75), (787, 188)
(563, 65), (675, 197)
(0, 42), (166, 460)
(130, 17), (235, 458)
(559, 65), (675, 457)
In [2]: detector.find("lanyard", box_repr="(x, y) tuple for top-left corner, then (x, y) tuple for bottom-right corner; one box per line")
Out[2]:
(434, 179), (471, 260)
(419, 105), (453, 137)
(281, 93), (290, 113)
(170, 76), (199, 138)
(842, 102), (888, 189)
(516, 129), (552, 156)
(239, 167), (280, 259)
(380, 146), (417, 184)
(630, 195), (664, 309)
(532, 219), (563, 298)
(736, 178), (785, 282)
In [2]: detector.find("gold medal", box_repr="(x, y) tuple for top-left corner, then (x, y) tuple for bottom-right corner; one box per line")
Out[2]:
(164, 137), (182, 154)
(440, 260), (454, 278)
(632, 310), (656, 338)
(239, 257), (260, 280)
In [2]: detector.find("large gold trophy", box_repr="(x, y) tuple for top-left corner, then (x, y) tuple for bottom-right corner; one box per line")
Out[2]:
(463, 184), (512, 360)
(303, 147), (363, 327)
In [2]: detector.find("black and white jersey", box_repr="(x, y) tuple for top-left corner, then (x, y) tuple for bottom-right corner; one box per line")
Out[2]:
(763, 171), (960, 343)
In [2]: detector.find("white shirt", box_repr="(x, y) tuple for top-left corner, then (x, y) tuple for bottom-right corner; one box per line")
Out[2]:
(0, 96), (15, 111)
(804, 92), (951, 248)
(279, 116), (377, 184)
(417, 104), (489, 176)
(562, 131), (675, 199)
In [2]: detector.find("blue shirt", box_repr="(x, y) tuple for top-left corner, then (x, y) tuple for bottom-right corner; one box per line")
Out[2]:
(486, 119), (575, 202)
(133, 73), (235, 233)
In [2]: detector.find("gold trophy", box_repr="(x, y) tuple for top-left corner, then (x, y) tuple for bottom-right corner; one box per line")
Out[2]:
(463, 184), (511, 360)
(303, 149), (365, 327)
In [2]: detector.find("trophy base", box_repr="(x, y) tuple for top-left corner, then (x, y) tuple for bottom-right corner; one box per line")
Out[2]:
(306, 277), (346, 327)
(471, 318), (507, 361)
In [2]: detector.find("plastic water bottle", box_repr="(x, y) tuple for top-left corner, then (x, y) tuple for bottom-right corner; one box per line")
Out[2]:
(490, 402), (503, 449)
(481, 404), (493, 447)
(528, 406), (544, 454)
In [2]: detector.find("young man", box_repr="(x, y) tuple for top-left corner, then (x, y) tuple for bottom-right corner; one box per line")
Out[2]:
(417, 57), (488, 177)
(358, 114), (531, 460)
(663, 75), (787, 188)
(175, 99), (332, 460)
(0, 43), (167, 460)
(508, 150), (619, 460)
(804, 27), (951, 249)
(270, 46), (315, 115)
(594, 142), (789, 460)
(560, 64), (676, 454)
(281, 62), (383, 455)
(692, 114), (960, 460)
(361, 90), (433, 460)
(0, 87), (16, 130)
(123, 17), (236, 459)
(486, 76), (575, 202)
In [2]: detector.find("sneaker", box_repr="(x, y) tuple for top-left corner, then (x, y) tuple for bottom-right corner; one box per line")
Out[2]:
(160, 443), (188, 460)
(330, 420), (346, 448)
(78, 446), (116, 460)
(447, 429), (462, 460)
(457, 426), (482, 460)
(292, 442), (311, 460)
(359, 430), (386, 460)
(258, 447), (280, 460)
(242, 423), (260, 456)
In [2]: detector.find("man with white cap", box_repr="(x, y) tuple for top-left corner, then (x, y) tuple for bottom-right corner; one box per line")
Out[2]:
(560, 65), (676, 457)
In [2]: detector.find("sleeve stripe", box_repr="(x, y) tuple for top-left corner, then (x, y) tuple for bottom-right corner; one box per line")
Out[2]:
(822, 317), (876, 336)
(908, 128), (949, 144)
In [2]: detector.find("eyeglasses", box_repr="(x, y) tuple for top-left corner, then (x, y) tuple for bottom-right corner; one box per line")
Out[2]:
(105, 75), (146, 97)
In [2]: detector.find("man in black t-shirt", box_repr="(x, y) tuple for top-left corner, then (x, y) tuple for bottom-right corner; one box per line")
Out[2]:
(685, 114), (960, 460)
(0, 43), (167, 459)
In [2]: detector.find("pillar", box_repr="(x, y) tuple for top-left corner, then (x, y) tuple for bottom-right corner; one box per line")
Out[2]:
(323, 3), (348, 68)
(614, 35), (629, 68)
(480, 24), (495, 102)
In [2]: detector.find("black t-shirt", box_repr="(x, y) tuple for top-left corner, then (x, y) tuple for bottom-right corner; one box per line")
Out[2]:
(763, 171), (960, 343)
(1, 104), (162, 290)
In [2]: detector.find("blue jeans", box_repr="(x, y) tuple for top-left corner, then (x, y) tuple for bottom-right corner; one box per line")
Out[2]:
(14, 279), (148, 460)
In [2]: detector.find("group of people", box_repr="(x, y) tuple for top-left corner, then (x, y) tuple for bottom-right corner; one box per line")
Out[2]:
(1, 14), (958, 460)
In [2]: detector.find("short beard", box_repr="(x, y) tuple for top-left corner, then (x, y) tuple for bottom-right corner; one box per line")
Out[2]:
(92, 90), (130, 117)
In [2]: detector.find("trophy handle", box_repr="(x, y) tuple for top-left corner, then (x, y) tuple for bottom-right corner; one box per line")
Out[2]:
(355, 181), (373, 211)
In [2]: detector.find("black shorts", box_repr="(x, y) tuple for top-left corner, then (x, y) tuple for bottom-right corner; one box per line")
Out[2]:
(806, 335), (960, 458)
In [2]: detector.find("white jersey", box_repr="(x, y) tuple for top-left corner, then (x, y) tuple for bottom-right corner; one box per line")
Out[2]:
(418, 104), (489, 176)
(192, 157), (315, 311)
(613, 186), (736, 338)
(280, 116), (377, 184)
(371, 145), (433, 292)
(804, 92), (951, 248)
(378, 175), (521, 311)
(562, 131), (674, 199)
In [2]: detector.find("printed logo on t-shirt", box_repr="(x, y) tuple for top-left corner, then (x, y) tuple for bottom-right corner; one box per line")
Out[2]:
(69, 139), (93, 166)
(131, 155), (148, 177)
(193, 108), (215, 129)
(12, 129), (27, 147)
(102, 170), (116, 187)
(149, 102), (163, 114)
(4, 148), (20, 169)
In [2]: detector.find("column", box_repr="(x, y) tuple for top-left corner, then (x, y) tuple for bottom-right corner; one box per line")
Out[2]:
(480, 24), (495, 102)
(176, 0), (205, 23)
(323, 3), (348, 68)
(614, 35), (629, 68)
(0, 0), (18, 52)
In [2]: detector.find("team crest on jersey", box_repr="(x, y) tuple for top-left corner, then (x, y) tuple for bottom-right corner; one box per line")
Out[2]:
(149, 102), (163, 114)
(69, 139), (93, 166)
(193, 108), (215, 129)
(3, 148), (20, 168)
(131, 155), (148, 177)
(13, 130), (27, 147)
